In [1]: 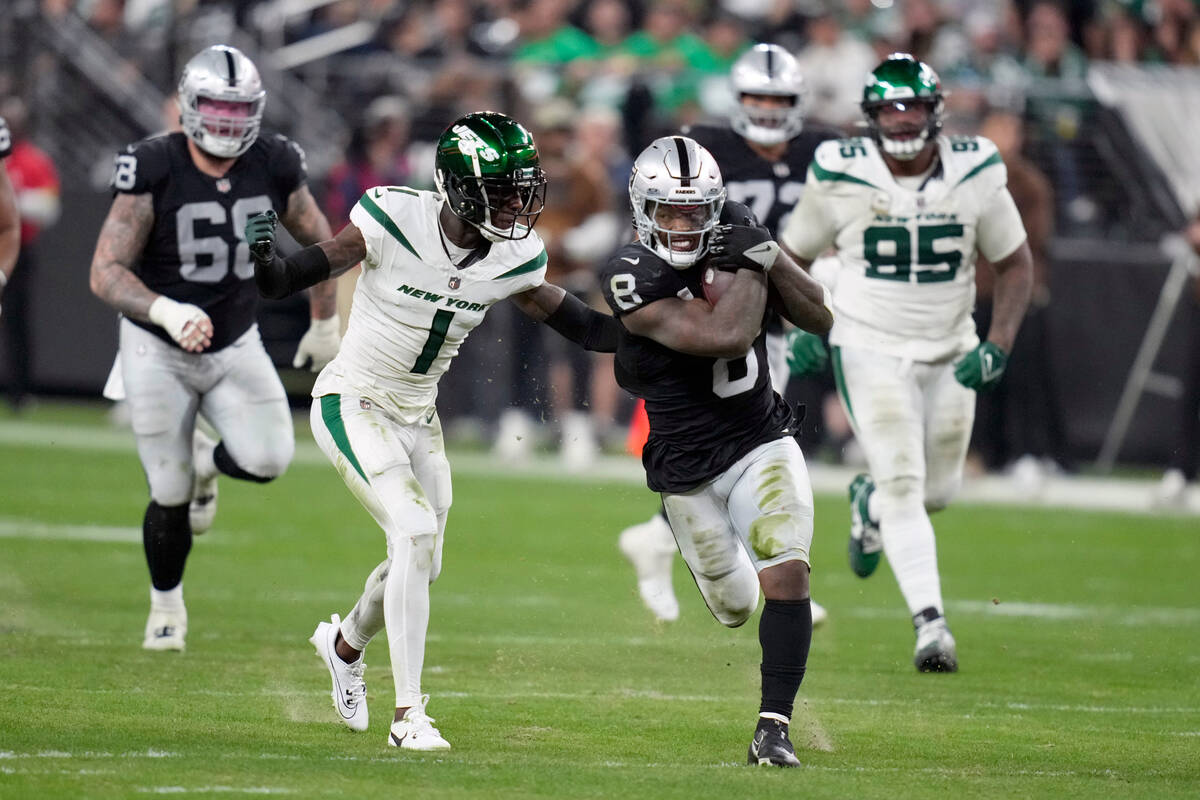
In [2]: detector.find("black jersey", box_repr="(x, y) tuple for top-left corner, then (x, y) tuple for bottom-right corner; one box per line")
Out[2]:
(0, 117), (11, 158)
(682, 123), (841, 237)
(599, 201), (796, 493)
(111, 131), (307, 351)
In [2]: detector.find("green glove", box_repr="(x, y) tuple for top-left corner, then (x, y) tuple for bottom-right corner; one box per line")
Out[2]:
(786, 329), (828, 377)
(954, 341), (1008, 391)
(245, 209), (278, 265)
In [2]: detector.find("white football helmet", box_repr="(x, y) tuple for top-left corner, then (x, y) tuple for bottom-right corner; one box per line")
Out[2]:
(178, 45), (266, 159)
(629, 136), (726, 268)
(730, 43), (805, 146)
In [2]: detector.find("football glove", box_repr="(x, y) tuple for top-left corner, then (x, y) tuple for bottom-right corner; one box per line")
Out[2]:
(954, 341), (1008, 391)
(785, 329), (828, 377)
(708, 223), (779, 274)
(245, 209), (278, 265)
(293, 314), (342, 372)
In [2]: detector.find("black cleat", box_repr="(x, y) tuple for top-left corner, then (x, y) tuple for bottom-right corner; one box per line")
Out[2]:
(747, 717), (801, 767)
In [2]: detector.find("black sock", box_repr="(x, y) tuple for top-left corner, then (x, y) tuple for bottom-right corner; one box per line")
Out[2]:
(143, 501), (192, 590)
(213, 441), (274, 483)
(759, 598), (812, 719)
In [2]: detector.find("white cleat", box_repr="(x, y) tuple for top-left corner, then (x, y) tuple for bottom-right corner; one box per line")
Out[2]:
(309, 614), (368, 732)
(810, 599), (829, 628)
(189, 428), (219, 535)
(143, 607), (187, 651)
(1153, 469), (1188, 509)
(618, 514), (679, 622)
(388, 695), (451, 751)
(914, 616), (958, 673)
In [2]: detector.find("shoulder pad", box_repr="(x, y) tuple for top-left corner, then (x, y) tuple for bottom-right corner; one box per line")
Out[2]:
(111, 133), (175, 194)
(810, 137), (884, 188)
(941, 135), (1006, 188)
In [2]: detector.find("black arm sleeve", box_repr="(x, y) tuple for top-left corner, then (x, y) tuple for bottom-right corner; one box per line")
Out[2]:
(254, 244), (332, 300)
(543, 291), (622, 353)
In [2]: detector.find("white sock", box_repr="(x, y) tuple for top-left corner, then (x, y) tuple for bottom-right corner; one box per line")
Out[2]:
(150, 583), (184, 611)
(867, 488), (881, 525)
(385, 532), (435, 709)
(340, 558), (389, 652)
(878, 497), (943, 618)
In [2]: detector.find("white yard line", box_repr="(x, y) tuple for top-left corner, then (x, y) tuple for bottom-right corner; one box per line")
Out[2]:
(4, 420), (1197, 515)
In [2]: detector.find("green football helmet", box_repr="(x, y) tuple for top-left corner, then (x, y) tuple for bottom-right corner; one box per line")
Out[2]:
(861, 53), (944, 161)
(434, 111), (547, 241)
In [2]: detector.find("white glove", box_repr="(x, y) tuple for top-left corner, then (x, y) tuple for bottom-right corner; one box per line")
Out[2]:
(293, 314), (341, 371)
(148, 296), (212, 352)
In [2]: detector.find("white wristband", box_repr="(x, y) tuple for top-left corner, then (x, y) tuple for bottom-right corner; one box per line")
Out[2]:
(0, 270), (7, 290)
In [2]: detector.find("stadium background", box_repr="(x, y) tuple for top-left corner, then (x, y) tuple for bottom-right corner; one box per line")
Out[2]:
(1, 0), (1198, 473)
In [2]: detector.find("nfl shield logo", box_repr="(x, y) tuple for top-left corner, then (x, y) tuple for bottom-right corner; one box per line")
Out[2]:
(448, 275), (461, 290)
(215, 178), (232, 193)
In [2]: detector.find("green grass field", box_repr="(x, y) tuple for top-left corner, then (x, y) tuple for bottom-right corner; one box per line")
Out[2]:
(1, 403), (1198, 799)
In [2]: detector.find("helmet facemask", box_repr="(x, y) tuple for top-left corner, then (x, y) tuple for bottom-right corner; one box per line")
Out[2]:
(436, 166), (546, 242)
(638, 198), (723, 267)
(178, 45), (265, 159)
(864, 97), (943, 161)
(434, 112), (546, 242)
(730, 43), (805, 146)
(629, 136), (726, 268)
(860, 53), (945, 162)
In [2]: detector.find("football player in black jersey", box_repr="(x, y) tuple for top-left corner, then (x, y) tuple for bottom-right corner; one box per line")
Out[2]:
(599, 136), (832, 767)
(0, 115), (18, 318)
(620, 44), (840, 626)
(88, 45), (339, 652)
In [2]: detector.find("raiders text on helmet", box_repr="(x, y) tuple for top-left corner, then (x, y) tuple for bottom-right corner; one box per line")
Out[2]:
(861, 53), (944, 161)
(731, 43), (806, 146)
(629, 136), (726, 268)
(178, 45), (266, 159)
(434, 112), (547, 242)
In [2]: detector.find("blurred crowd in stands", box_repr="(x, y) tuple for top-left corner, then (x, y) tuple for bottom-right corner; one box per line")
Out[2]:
(4, 0), (1199, 496)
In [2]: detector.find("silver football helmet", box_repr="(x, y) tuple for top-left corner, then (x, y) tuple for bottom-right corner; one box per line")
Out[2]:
(178, 45), (266, 159)
(629, 136), (726, 268)
(730, 44), (805, 146)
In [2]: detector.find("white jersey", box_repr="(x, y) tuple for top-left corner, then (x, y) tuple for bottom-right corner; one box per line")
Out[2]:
(780, 135), (1027, 362)
(313, 187), (548, 423)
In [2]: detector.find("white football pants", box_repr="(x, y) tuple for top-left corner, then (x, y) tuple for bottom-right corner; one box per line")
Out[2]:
(832, 346), (975, 617)
(311, 394), (451, 709)
(119, 319), (293, 505)
(662, 437), (814, 628)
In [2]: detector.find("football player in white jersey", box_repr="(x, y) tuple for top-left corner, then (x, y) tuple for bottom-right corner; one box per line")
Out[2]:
(246, 112), (620, 750)
(779, 54), (1033, 673)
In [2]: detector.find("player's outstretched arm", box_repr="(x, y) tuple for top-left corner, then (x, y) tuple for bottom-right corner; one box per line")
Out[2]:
(622, 269), (767, 359)
(281, 184), (337, 319)
(281, 185), (341, 371)
(248, 211), (365, 300)
(89, 192), (214, 353)
(766, 247), (833, 336)
(512, 283), (621, 353)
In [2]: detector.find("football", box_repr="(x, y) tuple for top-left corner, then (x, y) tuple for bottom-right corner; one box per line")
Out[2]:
(702, 266), (736, 306)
